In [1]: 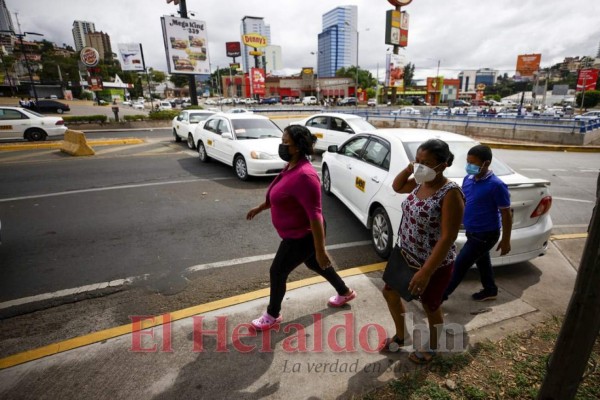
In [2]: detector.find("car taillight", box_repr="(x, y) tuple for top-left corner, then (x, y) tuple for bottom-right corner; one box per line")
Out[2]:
(56, 120), (64, 125)
(530, 196), (552, 218)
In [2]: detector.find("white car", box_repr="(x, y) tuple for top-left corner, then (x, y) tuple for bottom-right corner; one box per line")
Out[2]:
(205, 99), (217, 105)
(321, 128), (553, 264)
(0, 106), (67, 141)
(122, 100), (132, 106)
(158, 101), (172, 111)
(391, 107), (421, 116)
(228, 108), (253, 114)
(292, 113), (377, 151)
(172, 110), (217, 149)
(194, 114), (286, 180)
(574, 111), (600, 121)
(132, 102), (145, 110)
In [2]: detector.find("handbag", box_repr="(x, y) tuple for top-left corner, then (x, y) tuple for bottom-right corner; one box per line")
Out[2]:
(382, 245), (422, 301)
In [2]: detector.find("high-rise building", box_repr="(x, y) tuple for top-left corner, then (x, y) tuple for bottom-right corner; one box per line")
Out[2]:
(0, 0), (14, 33)
(264, 45), (282, 74)
(317, 6), (357, 77)
(458, 69), (498, 93)
(72, 20), (96, 51)
(240, 16), (271, 73)
(85, 31), (112, 60)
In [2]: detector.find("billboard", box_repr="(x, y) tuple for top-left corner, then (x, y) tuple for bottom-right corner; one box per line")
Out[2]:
(576, 69), (599, 91)
(515, 54), (541, 78)
(251, 68), (265, 95)
(399, 11), (409, 47)
(161, 16), (210, 75)
(226, 42), (241, 57)
(385, 10), (401, 46)
(117, 43), (144, 71)
(385, 53), (406, 89)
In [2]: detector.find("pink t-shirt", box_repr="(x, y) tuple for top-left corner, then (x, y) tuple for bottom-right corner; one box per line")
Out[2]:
(266, 157), (323, 239)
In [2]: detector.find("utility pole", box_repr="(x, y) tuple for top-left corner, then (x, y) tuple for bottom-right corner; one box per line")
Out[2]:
(538, 173), (600, 400)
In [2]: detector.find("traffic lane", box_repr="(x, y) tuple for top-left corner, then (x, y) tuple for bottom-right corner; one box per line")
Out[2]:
(0, 171), (372, 303)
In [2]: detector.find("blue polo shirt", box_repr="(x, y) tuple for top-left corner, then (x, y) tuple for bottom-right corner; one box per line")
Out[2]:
(462, 171), (511, 232)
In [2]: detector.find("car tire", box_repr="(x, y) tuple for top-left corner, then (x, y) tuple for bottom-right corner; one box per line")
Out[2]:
(173, 128), (181, 142)
(56, 108), (64, 114)
(234, 155), (249, 181)
(187, 133), (195, 149)
(26, 128), (47, 142)
(198, 141), (210, 163)
(322, 164), (332, 195)
(371, 207), (393, 259)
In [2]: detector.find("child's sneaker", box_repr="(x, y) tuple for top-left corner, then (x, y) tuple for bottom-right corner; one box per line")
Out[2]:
(327, 289), (357, 307)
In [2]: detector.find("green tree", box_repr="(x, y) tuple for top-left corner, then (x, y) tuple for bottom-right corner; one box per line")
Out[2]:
(403, 62), (415, 88)
(170, 74), (189, 88)
(149, 69), (166, 83)
(335, 66), (376, 90)
(576, 90), (600, 109)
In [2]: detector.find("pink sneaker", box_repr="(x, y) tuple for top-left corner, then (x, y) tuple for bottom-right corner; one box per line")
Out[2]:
(251, 312), (282, 331)
(328, 289), (357, 307)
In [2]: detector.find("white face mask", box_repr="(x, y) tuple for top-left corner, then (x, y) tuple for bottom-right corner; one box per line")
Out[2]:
(413, 163), (441, 184)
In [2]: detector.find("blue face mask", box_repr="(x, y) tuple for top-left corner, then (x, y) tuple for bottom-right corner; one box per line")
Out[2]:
(466, 163), (481, 175)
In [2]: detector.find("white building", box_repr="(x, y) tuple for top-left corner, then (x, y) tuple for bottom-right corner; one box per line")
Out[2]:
(72, 20), (96, 51)
(240, 16), (271, 73)
(264, 45), (282, 74)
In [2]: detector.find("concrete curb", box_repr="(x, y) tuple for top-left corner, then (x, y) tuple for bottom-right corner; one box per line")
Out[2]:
(481, 140), (600, 153)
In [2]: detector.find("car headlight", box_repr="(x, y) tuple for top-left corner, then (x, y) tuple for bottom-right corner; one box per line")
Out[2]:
(251, 151), (278, 160)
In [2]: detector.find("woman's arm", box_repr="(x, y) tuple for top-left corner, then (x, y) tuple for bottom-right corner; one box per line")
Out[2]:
(392, 162), (417, 193)
(408, 188), (465, 293)
(310, 218), (331, 269)
(246, 201), (271, 220)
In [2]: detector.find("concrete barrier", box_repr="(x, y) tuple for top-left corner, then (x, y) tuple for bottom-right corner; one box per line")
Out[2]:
(60, 130), (95, 156)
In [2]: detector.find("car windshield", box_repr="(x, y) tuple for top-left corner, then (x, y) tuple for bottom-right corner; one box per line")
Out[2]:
(232, 119), (283, 139)
(402, 141), (514, 177)
(189, 113), (212, 123)
(348, 118), (376, 131)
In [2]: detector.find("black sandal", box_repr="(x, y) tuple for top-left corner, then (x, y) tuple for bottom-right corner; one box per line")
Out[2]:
(379, 335), (407, 352)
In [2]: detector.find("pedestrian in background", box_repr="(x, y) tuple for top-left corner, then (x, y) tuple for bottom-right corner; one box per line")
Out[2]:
(246, 125), (356, 331)
(382, 139), (464, 364)
(443, 144), (512, 302)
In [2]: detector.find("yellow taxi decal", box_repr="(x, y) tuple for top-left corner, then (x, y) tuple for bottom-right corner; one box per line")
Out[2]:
(207, 139), (213, 146)
(0, 125), (12, 130)
(355, 176), (366, 192)
(314, 132), (324, 139)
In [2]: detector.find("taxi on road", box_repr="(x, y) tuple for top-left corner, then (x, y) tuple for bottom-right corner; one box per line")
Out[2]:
(0, 106), (67, 141)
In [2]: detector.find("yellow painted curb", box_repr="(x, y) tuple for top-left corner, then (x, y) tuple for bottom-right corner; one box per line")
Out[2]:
(0, 262), (385, 370)
(550, 233), (588, 240)
(87, 138), (145, 146)
(481, 141), (600, 153)
(0, 138), (144, 152)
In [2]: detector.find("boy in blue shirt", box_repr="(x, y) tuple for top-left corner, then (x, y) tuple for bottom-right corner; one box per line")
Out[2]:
(443, 145), (512, 301)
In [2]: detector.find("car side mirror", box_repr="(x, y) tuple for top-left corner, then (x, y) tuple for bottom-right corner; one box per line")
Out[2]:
(222, 132), (233, 140)
(327, 145), (338, 153)
(177, 116), (182, 121)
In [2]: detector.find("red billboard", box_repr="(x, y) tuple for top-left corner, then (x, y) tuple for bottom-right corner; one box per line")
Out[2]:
(226, 42), (241, 57)
(251, 68), (265, 95)
(576, 69), (599, 92)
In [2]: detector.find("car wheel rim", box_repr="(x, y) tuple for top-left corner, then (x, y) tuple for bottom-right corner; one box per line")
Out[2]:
(323, 168), (330, 191)
(187, 135), (194, 149)
(372, 213), (389, 252)
(198, 145), (205, 160)
(235, 159), (247, 178)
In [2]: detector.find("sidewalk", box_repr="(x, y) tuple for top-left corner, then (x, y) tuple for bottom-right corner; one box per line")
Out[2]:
(0, 238), (580, 400)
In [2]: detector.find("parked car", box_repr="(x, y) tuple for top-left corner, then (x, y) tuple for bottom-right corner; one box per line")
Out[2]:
(158, 101), (172, 111)
(243, 98), (258, 105)
(260, 96), (280, 105)
(0, 106), (67, 141)
(122, 100), (132, 106)
(390, 107), (421, 116)
(367, 99), (377, 107)
(338, 97), (357, 106)
(321, 128), (553, 261)
(132, 102), (145, 110)
(302, 96), (318, 105)
(228, 108), (253, 114)
(282, 96), (297, 105)
(452, 100), (471, 107)
(574, 110), (600, 121)
(172, 110), (217, 149)
(30, 100), (70, 114)
(194, 114), (286, 180)
(291, 112), (377, 151)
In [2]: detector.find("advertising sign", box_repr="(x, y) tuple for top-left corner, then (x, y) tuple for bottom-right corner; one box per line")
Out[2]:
(161, 16), (210, 75)
(399, 11), (409, 47)
(515, 54), (541, 78)
(251, 68), (265, 95)
(117, 43), (144, 71)
(576, 68), (599, 91)
(226, 42), (241, 57)
(241, 33), (268, 48)
(385, 10), (401, 46)
(88, 76), (103, 91)
(385, 53), (406, 89)
(80, 47), (100, 67)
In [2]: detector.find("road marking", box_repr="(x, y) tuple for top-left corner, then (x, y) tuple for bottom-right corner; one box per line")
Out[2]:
(519, 168), (541, 171)
(0, 150), (56, 162)
(185, 240), (372, 273)
(553, 197), (595, 204)
(94, 142), (157, 155)
(580, 169), (599, 173)
(0, 177), (233, 203)
(551, 233), (588, 240)
(548, 169), (567, 172)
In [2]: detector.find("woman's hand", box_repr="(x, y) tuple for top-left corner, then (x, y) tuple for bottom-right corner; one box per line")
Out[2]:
(315, 249), (332, 270)
(246, 205), (263, 220)
(405, 161), (415, 174)
(408, 269), (432, 297)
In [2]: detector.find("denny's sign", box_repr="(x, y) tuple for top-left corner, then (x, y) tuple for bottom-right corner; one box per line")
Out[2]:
(242, 33), (268, 48)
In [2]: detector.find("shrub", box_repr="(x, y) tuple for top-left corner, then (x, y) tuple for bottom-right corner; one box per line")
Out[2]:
(62, 115), (108, 124)
(148, 110), (180, 120)
(183, 105), (205, 110)
(123, 114), (147, 121)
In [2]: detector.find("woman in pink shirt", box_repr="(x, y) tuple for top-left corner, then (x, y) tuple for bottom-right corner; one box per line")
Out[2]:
(247, 125), (356, 330)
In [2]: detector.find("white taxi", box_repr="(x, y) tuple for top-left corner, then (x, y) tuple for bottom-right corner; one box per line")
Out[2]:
(291, 112), (377, 151)
(0, 106), (67, 141)
(194, 114), (286, 180)
(321, 128), (553, 264)
(172, 110), (216, 149)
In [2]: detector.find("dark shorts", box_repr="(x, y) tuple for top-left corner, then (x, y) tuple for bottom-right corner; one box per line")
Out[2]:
(384, 262), (452, 312)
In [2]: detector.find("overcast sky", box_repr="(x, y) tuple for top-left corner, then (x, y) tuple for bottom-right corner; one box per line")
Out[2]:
(7, 0), (600, 81)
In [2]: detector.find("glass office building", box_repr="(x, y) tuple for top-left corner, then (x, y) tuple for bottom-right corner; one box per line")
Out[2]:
(317, 6), (357, 77)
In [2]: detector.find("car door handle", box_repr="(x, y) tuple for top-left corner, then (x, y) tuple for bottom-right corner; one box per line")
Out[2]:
(371, 176), (380, 183)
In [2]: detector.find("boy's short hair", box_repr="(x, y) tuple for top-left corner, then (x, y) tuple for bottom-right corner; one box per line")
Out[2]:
(467, 145), (493, 162)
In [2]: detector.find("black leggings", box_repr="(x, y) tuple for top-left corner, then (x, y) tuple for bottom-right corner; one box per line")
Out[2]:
(267, 233), (349, 318)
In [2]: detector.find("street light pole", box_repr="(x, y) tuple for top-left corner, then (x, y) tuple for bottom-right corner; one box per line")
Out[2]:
(1, 30), (43, 102)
